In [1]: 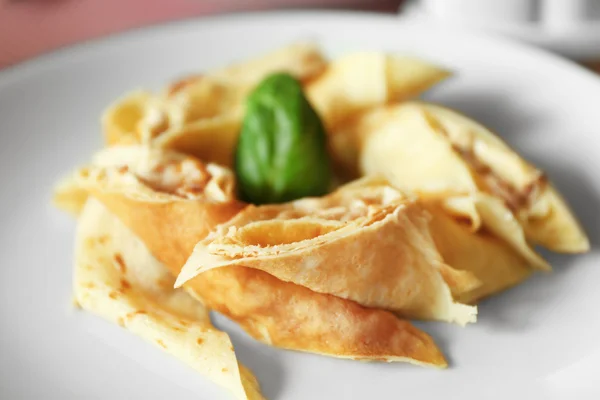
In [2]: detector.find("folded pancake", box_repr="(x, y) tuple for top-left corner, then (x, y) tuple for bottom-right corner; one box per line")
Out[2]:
(177, 178), (477, 325)
(103, 47), (450, 170)
(102, 90), (158, 147)
(102, 79), (244, 167)
(338, 104), (550, 272)
(75, 198), (263, 400)
(326, 103), (563, 298)
(423, 103), (589, 253)
(306, 52), (451, 130)
(57, 145), (447, 367)
(102, 43), (328, 166)
(53, 145), (244, 229)
(421, 199), (533, 304)
(352, 102), (588, 254)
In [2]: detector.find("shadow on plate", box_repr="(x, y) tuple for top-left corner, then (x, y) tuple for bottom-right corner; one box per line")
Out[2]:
(211, 312), (286, 400)
(411, 320), (456, 367)
(474, 261), (568, 333)
(474, 167), (598, 332)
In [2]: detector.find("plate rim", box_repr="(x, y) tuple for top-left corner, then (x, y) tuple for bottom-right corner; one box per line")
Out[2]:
(2, 9), (599, 399)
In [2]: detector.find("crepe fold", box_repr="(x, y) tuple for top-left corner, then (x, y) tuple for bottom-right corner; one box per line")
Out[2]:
(324, 102), (586, 300)
(351, 102), (588, 254)
(420, 199), (533, 304)
(56, 145), (448, 368)
(102, 43), (327, 166)
(75, 199), (263, 400)
(102, 45), (451, 169)
(53, 145), (244, 225)
(306, 52), (451, 130)
(177, 177), (477, 325)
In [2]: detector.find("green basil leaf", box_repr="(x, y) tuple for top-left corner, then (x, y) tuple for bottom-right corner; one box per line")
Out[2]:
(235, 72), (332, 204)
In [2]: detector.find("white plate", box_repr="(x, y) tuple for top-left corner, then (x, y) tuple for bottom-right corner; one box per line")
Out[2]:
(400, 0), (600, 59)
(1, 11), (599, 400)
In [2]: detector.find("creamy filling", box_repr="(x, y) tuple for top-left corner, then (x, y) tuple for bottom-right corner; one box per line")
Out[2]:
(424, 111), (546, 216)
(135, 158), (219, 200)
(454, 145), (546, 213)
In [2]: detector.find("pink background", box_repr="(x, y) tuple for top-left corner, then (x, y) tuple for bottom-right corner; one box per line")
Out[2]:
(0, 0), (399, 69)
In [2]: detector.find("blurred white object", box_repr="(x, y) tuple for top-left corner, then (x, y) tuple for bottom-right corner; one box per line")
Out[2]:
(421, 0), (536, 23)
(401, 0), (600, 60)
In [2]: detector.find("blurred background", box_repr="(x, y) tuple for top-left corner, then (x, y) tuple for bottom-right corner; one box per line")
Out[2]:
(2, 0), (600, 72)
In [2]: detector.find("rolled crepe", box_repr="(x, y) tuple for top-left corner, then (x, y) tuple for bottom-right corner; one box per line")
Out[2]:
(75, 198), (263, 400)
(102, 46), (450, 169)
(337, 103), (562, 265)
(53, 145), (244, 224)
(177, 177), (477, 325)
(102, 43), (328, 166)
(102, 81), (243, 167)
(326, 103), (570, 299)
(352, 102), (588, 254)
(56, 146), (448, 367)
(427, 104), (588, 253)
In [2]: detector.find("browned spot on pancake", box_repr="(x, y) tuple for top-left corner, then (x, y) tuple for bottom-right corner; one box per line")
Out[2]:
(117, 317), (125, 327)
(229, 346), (234, 352)
(108, 291), (119, 300)
(152, 163), (166, 174)
(196, 338), (204, 345)
(178, 319), (190, 327)
(221, 368), (228, 373)
(81, 282), (95, 289)
(172, 326), (184, 332)
(114, 253), (126, 273)
(183, 183), (205, 195)
(126, 310), (147, 320)
(120, 278), (131, 291)
(117, 165), (129, 174)
(157, 276), (174, 290)
(80, 168), (90, 178)
(156, 339), (167, 349)
(97, 235), (110, 244)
